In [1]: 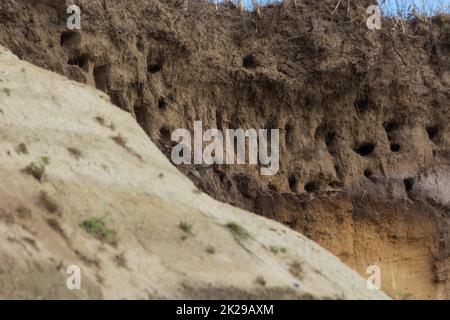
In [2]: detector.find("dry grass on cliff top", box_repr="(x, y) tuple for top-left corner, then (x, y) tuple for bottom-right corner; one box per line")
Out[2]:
(206, 0), (449, 16)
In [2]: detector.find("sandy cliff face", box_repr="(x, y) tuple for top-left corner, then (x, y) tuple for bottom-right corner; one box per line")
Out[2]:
(0, 45), (388, 299)
(0, 0), (449, 299)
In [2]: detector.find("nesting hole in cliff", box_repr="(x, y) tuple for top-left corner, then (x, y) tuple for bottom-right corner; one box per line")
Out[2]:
(363, 168), (374, 179)
(403, 178), (414, 192)
(354, 93), (371, 112)
(325, 132), (336, 147)
(384, 120), (401, 145)
(329, 180), (342, 188)
(325, 131), (337, 155)
(304, 181), (320, 193)
(93, 65), (108, 92)
(285, 123), (295, 147)
(266, 118), (278, 131)
(148, 62), (162, 74)
(216, 170), (232, 190)
(159, 126), (171, 140)
(243, 54), (257, 69)
(390, 143), (401, 152)
(430, 100), (440, 108)
(147, 54), (164, 74)
(60, 31), (81, 47)
(133, 101), (147, 127)
(354, 142), (375, 156)
(384, 120), (400, 133)
(426, 126), (439, 142)
(334, 164), (344, 180)
(216, 109), (223, 129)
(67, 55), (89, 71)
(288, 175), (298, 192)
(304, 96), (312, 108)
(158, 97), (167, 110)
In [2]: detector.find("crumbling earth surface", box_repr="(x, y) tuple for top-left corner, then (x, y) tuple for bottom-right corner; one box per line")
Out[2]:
(0, 0), (449, 299)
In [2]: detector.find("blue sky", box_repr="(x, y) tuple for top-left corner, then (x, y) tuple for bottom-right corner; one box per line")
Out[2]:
(379, 0), (450, 16)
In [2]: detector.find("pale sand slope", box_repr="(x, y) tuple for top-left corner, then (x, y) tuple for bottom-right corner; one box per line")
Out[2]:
(0, 45), (388, 299)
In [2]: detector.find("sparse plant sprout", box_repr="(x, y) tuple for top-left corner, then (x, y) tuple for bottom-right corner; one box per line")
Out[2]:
(393, 290), (414, 300)
(226, 222), (250, 240)
(255, 275), (266, 286)
(82, 214), (117, 245)
(269, 245), (287, 254)
(16, 143), (28, 155)
(206, 246), (216, 254)
(179, 221), (193, 234)
(67, 147), (82, 159)
(25, 156), (50, 181)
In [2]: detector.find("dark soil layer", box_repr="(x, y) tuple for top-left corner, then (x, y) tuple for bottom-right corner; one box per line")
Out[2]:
(1, 0), (449, 299)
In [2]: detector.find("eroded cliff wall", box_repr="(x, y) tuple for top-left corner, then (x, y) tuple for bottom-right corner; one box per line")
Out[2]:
(0, 0), (448, 299)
